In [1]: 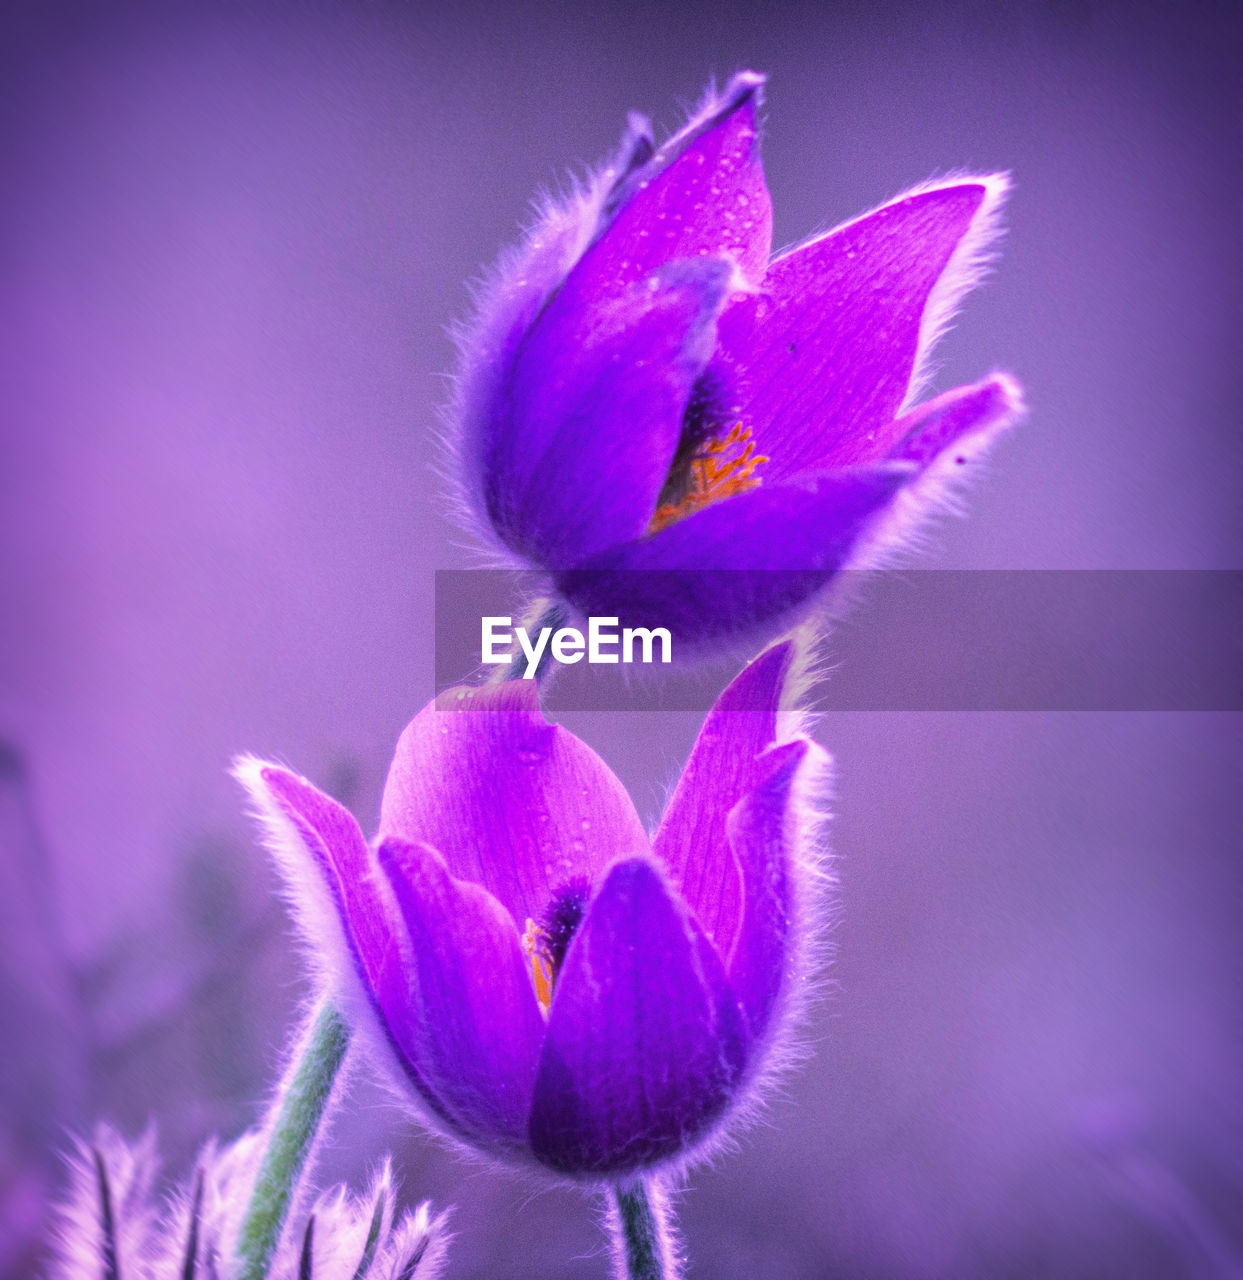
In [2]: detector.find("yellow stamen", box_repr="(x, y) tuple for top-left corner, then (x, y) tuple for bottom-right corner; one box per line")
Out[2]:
(522, 918), (554, 1016)
(648, 423), (769, 535)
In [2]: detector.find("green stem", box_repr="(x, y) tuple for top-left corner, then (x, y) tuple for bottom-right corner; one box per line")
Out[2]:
(234, 1000), (351, 1280)
(610, 1180), (679, 1280)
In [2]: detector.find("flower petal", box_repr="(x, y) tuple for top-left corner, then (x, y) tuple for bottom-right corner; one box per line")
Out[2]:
(453, 164), (614, 530)
(379, 682), (650, 929)
(651, 641), (795, 959)
(568, 71), (773, 302)
(555, 464), (912, 648)
(378, 837), (545, 1151)
(715, 178), (1007, 481)
(236, 761), (459, 1129)
(888, 373), (1024, 465)
(725, 739), (818, 1043)
(528, 858), (748, 1176)
(488, 259), (731, 566)
(246, 763), (390, 971)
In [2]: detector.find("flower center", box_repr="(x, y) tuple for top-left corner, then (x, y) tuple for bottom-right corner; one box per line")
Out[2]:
(522, 878), (591, 1016)
(647, 423), (768, 535)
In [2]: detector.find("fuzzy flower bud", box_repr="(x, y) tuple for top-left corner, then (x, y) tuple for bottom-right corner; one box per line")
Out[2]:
(49, 1126), (450, 1280)
(239, 640), (829, 1180)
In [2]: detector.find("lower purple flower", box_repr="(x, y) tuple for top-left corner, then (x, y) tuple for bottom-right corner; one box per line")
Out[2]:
(237, 642), (828, 1179)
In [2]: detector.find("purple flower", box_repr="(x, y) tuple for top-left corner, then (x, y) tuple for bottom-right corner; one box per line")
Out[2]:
(49, 1128), (451, 1280)
(238, 641), (828, 1179)
(450, 73), (1022, 649)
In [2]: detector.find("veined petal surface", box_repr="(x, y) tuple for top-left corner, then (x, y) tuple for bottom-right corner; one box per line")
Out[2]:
(715, 180), (1005, 481)
(653, 642), (795, 960)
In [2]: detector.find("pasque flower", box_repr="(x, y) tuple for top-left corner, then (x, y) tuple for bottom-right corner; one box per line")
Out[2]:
(451, 72), (1022, 648)
(51, 1127), (450, 1280)
(238, 641), (828, 1179)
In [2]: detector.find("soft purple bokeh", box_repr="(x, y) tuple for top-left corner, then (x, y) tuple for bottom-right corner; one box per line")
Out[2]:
(2, 2), (1239, 1276)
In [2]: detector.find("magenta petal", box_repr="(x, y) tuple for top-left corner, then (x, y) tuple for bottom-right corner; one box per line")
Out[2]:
(253, 765), (390, 973)
(379, 682), (650, 929)
(566, 72), (773, 304)
(889, 373), (1024, 465)
(715, 179), (1006, 481)
(490, 259), (731, 565)
(241, 763), (457, 1127)
(725, 740), (812, 1042)
(378, 837), (545, 1150)
(455, 182), (612, 525)
(555, 464), (911, 648)
(574, 465), (911, 571)
(528, 858), (748, 1176)
(653, 642), (795, 960)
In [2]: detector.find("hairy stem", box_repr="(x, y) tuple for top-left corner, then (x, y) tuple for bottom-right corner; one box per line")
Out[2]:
(234, 1001), (351, 1280)
(491, 599), (568, 685)
(609, 1180), (680, 1280)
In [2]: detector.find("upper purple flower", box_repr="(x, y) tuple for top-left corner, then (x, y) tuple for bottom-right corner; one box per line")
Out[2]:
(238, 641), (828, 1179)
(450, 72), (1023, 649)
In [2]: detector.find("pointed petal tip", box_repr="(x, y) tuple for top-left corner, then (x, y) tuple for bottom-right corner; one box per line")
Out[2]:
(969, 371), (1026, 434)
(602, 113), (656, 207)
(695, 70), (767, 158)
(891, 372), (1025, 466)
(989, 370), (1026, 415)
(974, 170), (1012, 207)
(232, 755), (309, 821)
(905, 172), (1010, 216)
(718, 636), (798, 714)
(623, 110), (653, 145)
(720, 69), (767, 112)
(752, 635), (797, 679)
(230, 751), (267, 792)
(753, 735), (813, 790)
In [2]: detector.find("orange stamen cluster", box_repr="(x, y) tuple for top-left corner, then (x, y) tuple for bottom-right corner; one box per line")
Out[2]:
(522, 918), (554, 1016)
(648, 423), (768, 535)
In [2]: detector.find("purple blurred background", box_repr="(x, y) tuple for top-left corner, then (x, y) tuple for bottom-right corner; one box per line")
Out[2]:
(2, 1), (1239, 1275)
